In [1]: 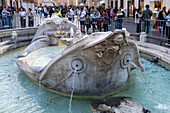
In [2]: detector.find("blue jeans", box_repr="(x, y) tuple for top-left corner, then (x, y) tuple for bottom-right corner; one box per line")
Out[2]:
(118, 22), (122, 29)
(115, 21), (118, 29)
(7, 16), (12, 28)
(115, 21), (122, 29)
(2, 17), (7, 26)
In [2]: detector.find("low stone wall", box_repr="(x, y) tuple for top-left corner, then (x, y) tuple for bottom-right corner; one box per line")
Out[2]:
(0, 27), (38, 38)
(138, 41), (170, 66)
(0, 27), (38, 54)
(0, 38), (32, 55)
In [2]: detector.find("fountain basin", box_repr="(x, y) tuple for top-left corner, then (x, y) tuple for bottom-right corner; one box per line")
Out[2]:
(16, 30), (144, 97)
(0, 47), (169, 113)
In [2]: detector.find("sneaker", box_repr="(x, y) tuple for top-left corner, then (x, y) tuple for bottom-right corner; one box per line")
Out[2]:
(109, 24), (111, 26)
(165, 43), (169, 46)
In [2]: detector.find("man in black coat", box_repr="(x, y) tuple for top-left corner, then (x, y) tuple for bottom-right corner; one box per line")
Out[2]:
(158, 6), (167, 35)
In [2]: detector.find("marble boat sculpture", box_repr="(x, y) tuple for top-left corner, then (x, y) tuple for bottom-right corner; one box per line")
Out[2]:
(17, 16), (144, 97)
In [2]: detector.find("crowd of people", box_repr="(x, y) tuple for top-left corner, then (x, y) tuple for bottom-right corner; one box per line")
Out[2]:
(35, 4), (169, 38)
(0, 4), (170, 39)
(37, 5), (126, 34)
(0, 6), (34, 28)
(0, 6), (14, 28)
(134, 5), (170, 39)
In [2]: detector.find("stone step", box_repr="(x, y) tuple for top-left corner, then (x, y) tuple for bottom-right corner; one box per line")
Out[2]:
(138, 42), (170, 65)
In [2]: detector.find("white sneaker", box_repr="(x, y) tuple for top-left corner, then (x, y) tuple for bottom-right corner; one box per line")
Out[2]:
(109, 25), (111, 26)
(165, 43), (169, 46)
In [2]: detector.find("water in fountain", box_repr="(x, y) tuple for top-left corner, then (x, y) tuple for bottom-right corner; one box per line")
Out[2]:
(0, 47), (170, 113)
(69, 70), (76, 113)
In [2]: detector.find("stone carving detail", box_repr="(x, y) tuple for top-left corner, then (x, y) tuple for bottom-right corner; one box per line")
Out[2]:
(90, 97), (150, 113)
(121, 52), (132, 69)
(17, 15), (144, 97)
(17, 15), (80, 58)
(69, 57), (86, 73)
(95, 32), (128, 71)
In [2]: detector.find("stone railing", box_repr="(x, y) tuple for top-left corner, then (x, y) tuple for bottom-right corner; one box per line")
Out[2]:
(0, 27), (38, 42)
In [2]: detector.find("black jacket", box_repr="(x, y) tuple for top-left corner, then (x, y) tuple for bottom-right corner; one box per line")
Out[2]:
(158, 10), (166, 20)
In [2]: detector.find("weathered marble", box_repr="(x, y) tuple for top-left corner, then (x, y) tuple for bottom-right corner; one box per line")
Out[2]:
(18, 16), (81, 58)
(17, 16), (144, 97)
(90, 97), (150, 113)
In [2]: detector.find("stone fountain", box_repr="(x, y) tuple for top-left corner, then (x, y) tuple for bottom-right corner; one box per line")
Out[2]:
(16, 16), (144, 97)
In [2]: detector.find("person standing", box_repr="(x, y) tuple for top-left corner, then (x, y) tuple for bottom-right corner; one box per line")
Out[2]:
(1, 7), (8, 27)
(135, 9), (141, 33)
(38, 6), (42, 18)
(101, 10), (109, 32)
(158, 6), (167, 35)
(106, 6), (111, 26)
(117, 10), (124, 29)
(7, 6), (14, 28)
(113, 9), (118, 29)
(49, 6), (54, 18)
(0, 6), (3, 27)
(142, 5), (153, 34)
(28, 8), (34, 27)
(35, 6), (38, 14)
(43, 5), (48, 18)
(133, 7), (137, 19)
(93, 9), (101, 32)
(59, 6), (63, 17)
(19, 8), (26, 28)
(163, 9), (170, 45)
(85, 14), (91, 34)
(153, 8), (161, 29)
(67, 8), (74, 22)
(110, 7), (113, 19)
(79, 7), (86, 34)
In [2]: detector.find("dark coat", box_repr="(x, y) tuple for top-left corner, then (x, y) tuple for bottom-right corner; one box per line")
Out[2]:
(142, 9), (153, 20)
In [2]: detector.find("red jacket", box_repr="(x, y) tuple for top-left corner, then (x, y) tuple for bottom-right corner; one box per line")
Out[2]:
(113, 13), (117, 22)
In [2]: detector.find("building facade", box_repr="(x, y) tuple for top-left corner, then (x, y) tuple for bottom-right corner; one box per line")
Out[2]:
(0, 0), (35, 12)
(41, 0), (78, 6)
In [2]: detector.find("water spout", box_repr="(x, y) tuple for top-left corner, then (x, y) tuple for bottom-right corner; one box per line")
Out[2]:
(69, 70), (76, 113)
(38, 80), (42, 95)
(131, 61), (144, 72)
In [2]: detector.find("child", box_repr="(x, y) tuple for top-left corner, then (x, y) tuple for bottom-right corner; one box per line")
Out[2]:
(86, 14), (91, 34)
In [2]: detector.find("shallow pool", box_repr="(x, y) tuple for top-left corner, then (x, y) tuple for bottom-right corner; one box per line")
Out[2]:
(0, 47), (170, 113)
